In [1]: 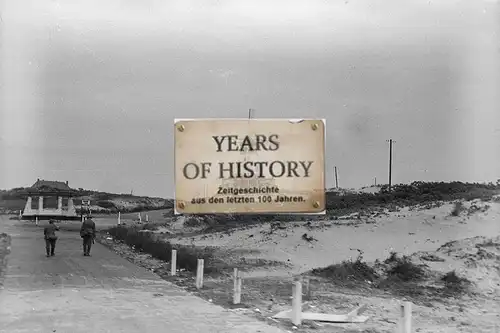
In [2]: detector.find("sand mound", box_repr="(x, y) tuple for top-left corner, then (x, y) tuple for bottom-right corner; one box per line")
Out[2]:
(418, 235), (500, 295)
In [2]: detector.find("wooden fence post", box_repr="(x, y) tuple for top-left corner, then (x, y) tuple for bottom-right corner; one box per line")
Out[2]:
(303, 276), (311, 300)
(196, 259), (204, 289)
(399, 301), (412, 333)
(171, 250), (177, 276)
(233, 268), (242, 304)
(292, 281), (302, 326)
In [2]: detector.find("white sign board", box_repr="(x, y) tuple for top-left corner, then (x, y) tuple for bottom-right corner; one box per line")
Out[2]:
(174, 119), (325, 214)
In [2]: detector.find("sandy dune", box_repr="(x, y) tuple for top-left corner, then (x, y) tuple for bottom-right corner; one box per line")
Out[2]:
(168, 200), (500, 276)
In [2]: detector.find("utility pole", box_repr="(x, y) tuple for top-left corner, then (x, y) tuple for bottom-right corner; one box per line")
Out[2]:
(386, 139), (395, 191)
(244, 109), (255, 164)
(334, 166), (339, 189)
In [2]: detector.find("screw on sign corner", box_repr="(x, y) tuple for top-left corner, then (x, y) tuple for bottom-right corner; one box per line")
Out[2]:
(177, 124), (185, 132)
(311, 123), (319, 131)
(312, 201), (320, 209)
(177, 202), (185, 210)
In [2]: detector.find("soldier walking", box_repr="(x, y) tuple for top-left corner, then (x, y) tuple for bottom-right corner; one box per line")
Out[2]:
(43, 219), (59, 257)
(80, 215), (96, 256)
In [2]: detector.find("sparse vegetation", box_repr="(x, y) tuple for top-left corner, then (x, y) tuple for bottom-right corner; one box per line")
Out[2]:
(106, 226), (216, 273)
(95, 200), (117, 210)
(381, 252), (426, 282)
(329, 181), (500, 216)
(466, 203), (490, 215)
(311, 251), (378, 282)
(477, 239), (500, 248)
(139, 223), (161, 231)
(183, 216), (207, 227)
(301, 233), (317, 242)
(441, 270), (471, 294)
(311, 250), (433, 299)
(164, 181), (500, 231)
(386, 257), (426, 282)
(384, 251), (399, 264)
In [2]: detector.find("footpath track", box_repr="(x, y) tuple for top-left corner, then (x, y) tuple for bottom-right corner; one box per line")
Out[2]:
(0, 217), (286, 333)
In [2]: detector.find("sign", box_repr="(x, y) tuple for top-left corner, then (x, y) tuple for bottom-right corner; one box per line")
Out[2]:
(174, 119), (325, 214)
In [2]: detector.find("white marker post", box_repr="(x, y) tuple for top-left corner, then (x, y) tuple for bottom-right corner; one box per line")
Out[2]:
(233, 268), (238, 300)
(138, 212), (142, 223)
(171, 250), (177, 276)
(399, 301), (412, 333)
(35, 216), (38, 225)
(291, 281), (302, 326)
(19, 210), (22, 220)
(196, 259), (204, 289)
(117, 212), (121, 225)
(233, 268), (242, 304)
(146, 214), (149, 222)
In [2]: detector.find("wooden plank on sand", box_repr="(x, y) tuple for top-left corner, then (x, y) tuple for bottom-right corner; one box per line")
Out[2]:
(346, 304), (368, 321)
(272, 310), (292, 319)
(273, 311), (369, 323)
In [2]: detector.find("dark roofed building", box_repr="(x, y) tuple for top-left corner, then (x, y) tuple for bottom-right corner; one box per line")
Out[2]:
(21, 179), (78, 221)
(25, 179), (77, 195)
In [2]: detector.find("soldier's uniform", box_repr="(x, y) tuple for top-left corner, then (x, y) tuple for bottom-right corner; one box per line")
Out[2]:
(80, 217), (96, 256)
(43, 220), (59, 257)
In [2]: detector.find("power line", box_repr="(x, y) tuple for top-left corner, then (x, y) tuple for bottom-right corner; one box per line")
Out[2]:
(334, 166), (339, 189)
(386, 139), (396, 191)
(243, 109), (255, 162)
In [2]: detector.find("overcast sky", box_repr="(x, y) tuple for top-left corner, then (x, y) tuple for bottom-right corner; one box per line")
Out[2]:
(1, 0), (499, 198)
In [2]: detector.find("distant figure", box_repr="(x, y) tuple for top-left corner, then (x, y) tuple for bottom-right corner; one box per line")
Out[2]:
(43, 219), (59, 257)
(80, 216), (96, 256)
